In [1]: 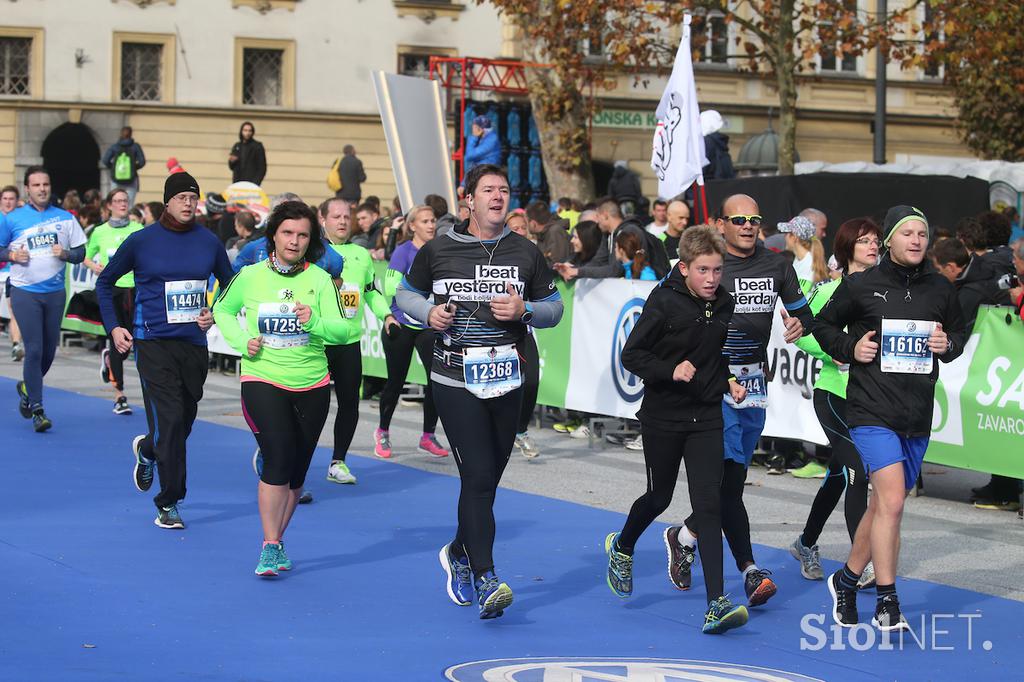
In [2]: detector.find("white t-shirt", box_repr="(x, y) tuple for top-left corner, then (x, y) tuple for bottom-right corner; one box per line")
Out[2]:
(646, 221), (668, 238)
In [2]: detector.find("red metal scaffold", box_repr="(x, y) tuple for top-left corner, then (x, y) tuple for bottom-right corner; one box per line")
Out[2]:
(429, 56), (546, 183)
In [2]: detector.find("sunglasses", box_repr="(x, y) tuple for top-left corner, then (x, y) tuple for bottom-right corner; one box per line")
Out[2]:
(724, 214), (763, 226)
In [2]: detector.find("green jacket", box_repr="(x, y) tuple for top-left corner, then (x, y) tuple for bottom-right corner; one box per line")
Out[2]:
(85, 220), (144, 288)
(329, 242), (391, 345)
(795, 277), (848, 398)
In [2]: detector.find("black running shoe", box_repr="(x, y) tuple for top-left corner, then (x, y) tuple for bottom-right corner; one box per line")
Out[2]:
(663, 526), (696, 590)
(16, 380), (31, 419)
(32, 408), (52, 433)
(298, 489), (313, 504)
(132, 434), (155, 492)
(154, 505), (185, 530)
(827, 571), (859, 627)
(743, 567), (777, 606)
(872, 594), (909, 632)
(113, 396), (132, 415)
(766, 454), (787, 475)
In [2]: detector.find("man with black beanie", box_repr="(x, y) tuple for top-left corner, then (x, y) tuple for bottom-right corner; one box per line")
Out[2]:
(96, 172), (235, 530)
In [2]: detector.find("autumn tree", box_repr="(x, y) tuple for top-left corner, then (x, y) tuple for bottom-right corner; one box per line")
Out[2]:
(902, 0), (1024, 160)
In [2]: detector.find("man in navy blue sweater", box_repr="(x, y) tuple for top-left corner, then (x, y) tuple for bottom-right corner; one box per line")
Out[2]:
(97, 173), (234, 530)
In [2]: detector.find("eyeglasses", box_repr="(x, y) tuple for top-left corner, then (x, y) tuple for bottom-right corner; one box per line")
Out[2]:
(855, 237), (882, 247)
(724, 214), (763, 226)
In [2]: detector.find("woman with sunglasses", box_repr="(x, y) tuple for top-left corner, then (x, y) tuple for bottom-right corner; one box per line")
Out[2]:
(789, 218), (882, 588)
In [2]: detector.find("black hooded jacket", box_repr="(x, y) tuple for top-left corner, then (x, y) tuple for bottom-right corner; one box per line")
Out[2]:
(955, 254), (1011, 334)
(229, 124), (267, 185)
(813, 253), (966, 437)
(621, 266), (735, 432)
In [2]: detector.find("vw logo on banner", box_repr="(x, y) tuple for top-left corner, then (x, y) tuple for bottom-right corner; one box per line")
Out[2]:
(611, 297), (647, 403)
(446, 657), (824, 681)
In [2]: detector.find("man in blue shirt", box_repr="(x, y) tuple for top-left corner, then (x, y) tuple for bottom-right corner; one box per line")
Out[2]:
(97, 172), (234, 530)
(0, 166), (87, 432)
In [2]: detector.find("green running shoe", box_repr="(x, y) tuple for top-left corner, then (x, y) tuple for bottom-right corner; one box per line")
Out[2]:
(276, 543), (292, 571)
(791, 461), (828, 479)
(604, 532), (633, 597)
(255, 543), (281, 577)
(703, 595), (749, 634)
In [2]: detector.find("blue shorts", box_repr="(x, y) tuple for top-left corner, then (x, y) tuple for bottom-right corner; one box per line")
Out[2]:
(722, 402), (767, 468)
(849, 426), (929, 491)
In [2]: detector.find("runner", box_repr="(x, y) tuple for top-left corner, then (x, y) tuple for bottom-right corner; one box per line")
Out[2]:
(663, 193), (813, 609)
(377, 204), (449, 460)
(815, 205), (965, 631)
(0, 166), (87, 432)
(321, 197), (395, 483)
(96, 172), (234, 530)
(605, 226), (750, 634)
(0, 184), (24, 362)
(789, 218), (881, 587)
(84, 188), (144, 415)
(395, 164), (563, 619)
(214, 201), (351, 576)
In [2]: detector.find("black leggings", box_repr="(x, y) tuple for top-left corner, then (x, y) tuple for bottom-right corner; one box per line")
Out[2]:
(379, 324), (438, 433)
(619, 425), (725, 603)
(517, 333), (540, 434)
(685, 459), (754, 572)
(325, 342), (361, 462)
(108, 287), (134, 391)
(241, 382), (330, 489)
(801, 389), (869, 546)
(433, 383), (522, 577)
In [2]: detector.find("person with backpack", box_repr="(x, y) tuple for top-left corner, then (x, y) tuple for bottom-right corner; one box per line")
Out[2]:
(102, 127), (146, 206)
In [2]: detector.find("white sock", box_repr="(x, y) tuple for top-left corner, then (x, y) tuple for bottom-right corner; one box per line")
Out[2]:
(742, 564), (760, 579)
(679, 525), (698, 549)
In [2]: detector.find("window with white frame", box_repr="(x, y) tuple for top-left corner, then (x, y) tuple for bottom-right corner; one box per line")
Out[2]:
(121, 42), (163, 101)
(921, 1), (942, 79)
(242, 47), (283, 106)
(818, 0), (859, 74)
(0, 36), (32, 96)
(693, 10), (729, 65)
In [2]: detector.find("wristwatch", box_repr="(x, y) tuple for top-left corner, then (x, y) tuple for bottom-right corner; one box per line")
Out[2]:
(520, 303), (534, 324)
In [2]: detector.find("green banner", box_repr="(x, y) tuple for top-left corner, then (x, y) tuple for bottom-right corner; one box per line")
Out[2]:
(926, 306), (1024, 478)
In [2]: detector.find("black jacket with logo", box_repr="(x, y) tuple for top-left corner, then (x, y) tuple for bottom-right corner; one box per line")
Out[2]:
(621, 267), (734, 432)
(813, 254), (966, 437)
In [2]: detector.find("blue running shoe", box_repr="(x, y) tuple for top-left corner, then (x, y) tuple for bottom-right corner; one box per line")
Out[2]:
(605, 532), (633, 597)
(31, 408), (52, 433)
(252, 448), (263, 477)
(255, 543), (281, 577)
(276, 543), (292, 571)
(16, 380), (30, 419)
(438, 543), (473, 606)
(475, 571), (513, 619)
(703, 595), (749, 634)
(132, 434), (155, 492)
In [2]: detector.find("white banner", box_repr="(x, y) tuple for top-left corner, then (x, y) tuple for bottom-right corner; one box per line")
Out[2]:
(564, 278), (827, 445)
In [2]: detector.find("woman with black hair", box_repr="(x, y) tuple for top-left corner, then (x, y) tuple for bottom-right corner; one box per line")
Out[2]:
(213, 201), (350, 577)
(228, 121), (267, 185)
(570, 220), (602, 268)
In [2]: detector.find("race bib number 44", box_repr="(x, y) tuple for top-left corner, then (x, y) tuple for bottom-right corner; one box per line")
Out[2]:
(880, 318), (933, 374)
(463, 344), (522, 399)
(724, 363), (768, 409)
(257, 302), (309, 349)
(164, 280), (206, 323)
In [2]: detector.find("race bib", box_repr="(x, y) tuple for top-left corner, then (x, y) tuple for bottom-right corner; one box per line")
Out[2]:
(724, 363), (768, 409)
(164, 280), (206, 323)
(26, 231), (58, 254)
(462, 344), (522, 399)
(880, 318), (933, 374)
(257, 302), (309, 349)
(339, 283), (361, 319)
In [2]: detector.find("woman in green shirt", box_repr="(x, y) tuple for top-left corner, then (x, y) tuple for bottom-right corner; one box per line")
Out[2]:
(789, 217), (882, 586)
(213, 201), (351, 577)
(84, 188), (143, 415)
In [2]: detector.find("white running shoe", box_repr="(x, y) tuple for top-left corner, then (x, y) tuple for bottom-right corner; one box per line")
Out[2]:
(569, 425), (592, 440)
(327, 460), (357, 484)
(625, 435), (644, 451)
(515, 433), (540, 459)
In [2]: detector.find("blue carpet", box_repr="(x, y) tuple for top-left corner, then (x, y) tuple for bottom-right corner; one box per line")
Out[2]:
(1, 378), (1020, 681)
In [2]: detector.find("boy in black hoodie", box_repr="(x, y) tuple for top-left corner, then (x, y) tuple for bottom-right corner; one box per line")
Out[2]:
(604, 226), (749, 635)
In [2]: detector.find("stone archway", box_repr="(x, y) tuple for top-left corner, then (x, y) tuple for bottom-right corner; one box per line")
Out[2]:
(40, 122), (101, 201)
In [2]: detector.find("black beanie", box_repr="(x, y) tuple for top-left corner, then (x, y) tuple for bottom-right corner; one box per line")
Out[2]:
(164, 172), (201, 204)
(882, 205), (928, 247)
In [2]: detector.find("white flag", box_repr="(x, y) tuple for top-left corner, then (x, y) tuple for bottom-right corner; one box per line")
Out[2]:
(651, 15), (707, 199)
